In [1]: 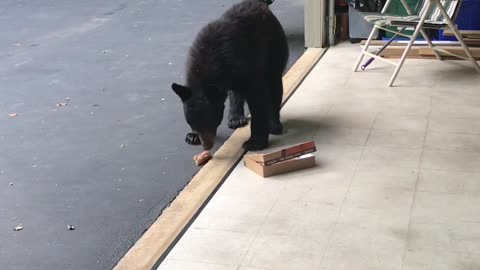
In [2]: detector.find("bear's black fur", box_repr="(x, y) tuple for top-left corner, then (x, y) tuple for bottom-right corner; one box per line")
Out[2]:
(172, 0), (289, 151)
(184, 89), (248, 146)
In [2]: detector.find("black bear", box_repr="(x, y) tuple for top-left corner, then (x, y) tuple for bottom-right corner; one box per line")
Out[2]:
(172, 0), (288, 151)
(184, 0), (276, 146)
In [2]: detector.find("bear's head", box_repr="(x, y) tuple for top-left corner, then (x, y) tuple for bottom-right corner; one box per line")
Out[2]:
(172, 83), (225, 150)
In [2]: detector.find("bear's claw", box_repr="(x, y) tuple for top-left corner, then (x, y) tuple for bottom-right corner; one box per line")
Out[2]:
(228, 116), (249, 129)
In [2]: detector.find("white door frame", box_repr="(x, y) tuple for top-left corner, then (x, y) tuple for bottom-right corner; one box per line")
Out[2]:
(304, 0), (329, 48)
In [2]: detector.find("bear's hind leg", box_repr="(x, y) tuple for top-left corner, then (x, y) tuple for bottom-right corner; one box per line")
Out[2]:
(243, 87), (270, 151)
(268, 73), (284, 135)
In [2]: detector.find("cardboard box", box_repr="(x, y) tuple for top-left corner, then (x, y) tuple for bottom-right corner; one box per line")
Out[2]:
(245, 141), (316, 166)
(244, 153), (315, 177)
(244, 141), (317, 178)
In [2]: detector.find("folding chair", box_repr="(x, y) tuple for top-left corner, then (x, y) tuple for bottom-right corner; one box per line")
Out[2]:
(353, 0), (480, 87)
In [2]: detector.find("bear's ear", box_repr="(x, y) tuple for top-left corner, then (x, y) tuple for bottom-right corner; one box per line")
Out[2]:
(171, 83), (191, 101)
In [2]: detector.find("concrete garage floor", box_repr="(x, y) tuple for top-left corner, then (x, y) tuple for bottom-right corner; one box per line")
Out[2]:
(158, 44), (480, 270)
(0, 0), (305, 269)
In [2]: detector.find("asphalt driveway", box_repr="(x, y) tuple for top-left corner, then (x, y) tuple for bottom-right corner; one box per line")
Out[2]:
(0, 0), (305, 269)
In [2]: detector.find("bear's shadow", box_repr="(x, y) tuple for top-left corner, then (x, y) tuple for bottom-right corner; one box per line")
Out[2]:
(269, 116), (340, 147)
(265, 114), (362, 176)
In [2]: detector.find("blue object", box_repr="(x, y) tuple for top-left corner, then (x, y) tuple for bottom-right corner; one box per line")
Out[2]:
(438, 0), (480, 40)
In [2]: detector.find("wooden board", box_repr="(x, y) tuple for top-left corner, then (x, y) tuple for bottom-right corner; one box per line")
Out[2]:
(463, 39), (480, 46)
(361, 40), (461, 46)
(361, 39), (480, 47)
(380, 46), (426, 59)
(418, 47), (480, 59)
(442, 29), (480, 39)
(381, 46), (480, 60)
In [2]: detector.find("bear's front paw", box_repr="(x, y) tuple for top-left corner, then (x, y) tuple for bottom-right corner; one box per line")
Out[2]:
(228, 115), (249, 129)
(185, 132), (201, 145)
(242, 138), (268, 151)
